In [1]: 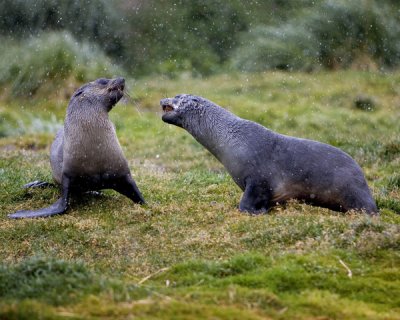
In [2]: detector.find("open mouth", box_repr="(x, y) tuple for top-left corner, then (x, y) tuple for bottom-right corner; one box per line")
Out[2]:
(162, 104), (175, 113)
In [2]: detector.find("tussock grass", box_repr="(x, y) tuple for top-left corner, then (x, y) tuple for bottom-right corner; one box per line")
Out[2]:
(0, 256), (98, 304)
(0, 71), (399, 319)
(232, 1), (400, 72)
(0, 32), (122, 97)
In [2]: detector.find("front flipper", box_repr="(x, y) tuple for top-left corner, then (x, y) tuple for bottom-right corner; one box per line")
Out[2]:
(239, 182), (270, 214)
(112, 174), (146, 204)
(8, 175), (71, 219)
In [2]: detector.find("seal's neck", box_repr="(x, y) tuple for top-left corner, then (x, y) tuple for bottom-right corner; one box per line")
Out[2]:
(64, 101), (113, 142)
(182, 104), (240, 160)
(66, 102), (109, 125)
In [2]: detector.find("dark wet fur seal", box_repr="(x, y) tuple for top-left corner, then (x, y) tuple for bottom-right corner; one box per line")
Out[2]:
(160, 94), (378, 215)
(9, 78), (145, 219)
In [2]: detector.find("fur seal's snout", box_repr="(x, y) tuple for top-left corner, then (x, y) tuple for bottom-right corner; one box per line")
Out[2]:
(160, 94), (378, 215)
(104, 77), (125, 109)
(160, 97), (181, 126)
(108, 77), (125, 92)
(160, 94), (202, 127)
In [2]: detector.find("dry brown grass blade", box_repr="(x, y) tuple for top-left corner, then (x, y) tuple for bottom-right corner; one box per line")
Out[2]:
(339, 259), (353, 278)
(138, 267), (170, 285)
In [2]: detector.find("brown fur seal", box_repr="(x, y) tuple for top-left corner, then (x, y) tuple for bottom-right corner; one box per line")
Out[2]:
(160, 94), (378, 215)
(9, 77), (145, 219)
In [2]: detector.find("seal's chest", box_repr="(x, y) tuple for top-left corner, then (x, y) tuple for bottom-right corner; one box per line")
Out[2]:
(63, 130), (126, 175)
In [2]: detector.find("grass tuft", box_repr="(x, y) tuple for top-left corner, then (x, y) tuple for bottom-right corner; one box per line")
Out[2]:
(0, 256), (98, 305)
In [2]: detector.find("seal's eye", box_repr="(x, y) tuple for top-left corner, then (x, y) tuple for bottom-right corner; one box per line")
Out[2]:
(96, 78), (109, 85)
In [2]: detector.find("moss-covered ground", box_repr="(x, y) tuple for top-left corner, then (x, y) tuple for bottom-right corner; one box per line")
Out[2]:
(0, 71), (399, 319)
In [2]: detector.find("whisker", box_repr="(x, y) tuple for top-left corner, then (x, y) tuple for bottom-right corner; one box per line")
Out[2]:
(122, 90), (143, 117)
(123, 91), (133, 100)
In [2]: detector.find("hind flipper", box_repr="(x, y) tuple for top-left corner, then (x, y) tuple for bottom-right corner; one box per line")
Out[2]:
(8, 197), (69, 219)
(9, 175), (71, 219)
(23, 180), (55, 189)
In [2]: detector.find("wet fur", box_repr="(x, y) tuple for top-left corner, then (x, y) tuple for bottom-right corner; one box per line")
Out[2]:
(160, 94), (378, 215)
(9, 78), (145, 219)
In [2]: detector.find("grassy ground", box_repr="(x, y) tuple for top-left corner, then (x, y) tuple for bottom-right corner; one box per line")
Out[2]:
(0, 71), (399, 319)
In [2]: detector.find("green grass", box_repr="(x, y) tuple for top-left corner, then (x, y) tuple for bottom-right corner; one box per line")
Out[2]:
(0, 71), (399, 319)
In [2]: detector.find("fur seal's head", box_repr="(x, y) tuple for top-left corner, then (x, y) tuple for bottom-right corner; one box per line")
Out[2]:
(160, 94), (211, 127)
(70, 77), (125, 112)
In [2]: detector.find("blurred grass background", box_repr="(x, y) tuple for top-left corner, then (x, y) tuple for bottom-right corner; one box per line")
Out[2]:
(0, 0), (400, 91)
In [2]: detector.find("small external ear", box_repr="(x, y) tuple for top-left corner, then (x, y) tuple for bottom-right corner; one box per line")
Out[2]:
(96, 78), (109, 85)
(73, 84), (89, 97)
(74, 90), (83, 97)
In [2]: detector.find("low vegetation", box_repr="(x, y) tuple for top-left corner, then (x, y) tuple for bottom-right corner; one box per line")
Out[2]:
(0, 32), (122, 96)
(1, 0), (400, 76)
(0, 71), (399, 319)
(233, 1), (400, 72)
